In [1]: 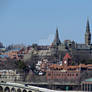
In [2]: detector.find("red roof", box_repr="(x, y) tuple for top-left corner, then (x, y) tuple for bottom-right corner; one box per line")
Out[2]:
(63, 53), (71, 60)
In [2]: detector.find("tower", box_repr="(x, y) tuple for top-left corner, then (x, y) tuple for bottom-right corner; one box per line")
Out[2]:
(52, 28), (61, 46)
(62, 53), (71, 70)
(85, 19), (91, 45)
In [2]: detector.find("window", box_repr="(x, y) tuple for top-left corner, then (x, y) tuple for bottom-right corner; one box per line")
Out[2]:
(48, 73), (51, 76)
(70, 74), (71, 76)
(72, 74), (74, 76)
(67, 74), (69, 76)
(76, 74), (78, 76)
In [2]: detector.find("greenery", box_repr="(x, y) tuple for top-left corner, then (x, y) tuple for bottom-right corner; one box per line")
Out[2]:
(16, 60), (26, 70)
(79, 59), (92, 64)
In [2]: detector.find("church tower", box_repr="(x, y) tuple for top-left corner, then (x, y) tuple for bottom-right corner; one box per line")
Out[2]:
(52, 28), (61, 46)
(85, 19), (91, 45)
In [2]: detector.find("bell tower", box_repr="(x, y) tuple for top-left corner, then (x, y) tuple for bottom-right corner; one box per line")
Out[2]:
(85, 19), (91, 45)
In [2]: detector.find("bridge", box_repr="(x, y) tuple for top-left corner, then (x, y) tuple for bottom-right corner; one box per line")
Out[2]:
(0, 82), (84, 92)
(0, 82), (40, 92)
(24, 82), (81, 90)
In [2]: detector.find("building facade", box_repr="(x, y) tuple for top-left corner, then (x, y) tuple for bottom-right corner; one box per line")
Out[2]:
(81, 78), (92, 91)
(0, 70), (22, 82)
(46, 53), (92, 82)
(24, 19), (92, 64)
(50, 19), (92, 62)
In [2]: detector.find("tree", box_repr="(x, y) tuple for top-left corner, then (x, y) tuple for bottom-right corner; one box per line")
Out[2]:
(16, 60), (26, 70)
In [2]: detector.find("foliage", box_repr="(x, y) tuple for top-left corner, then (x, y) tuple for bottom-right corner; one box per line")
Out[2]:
(79, 59), (92, 64)
(16, 60), (26, 70)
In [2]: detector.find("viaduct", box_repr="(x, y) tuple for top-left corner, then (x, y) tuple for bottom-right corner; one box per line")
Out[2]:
(0, 82), (40, 92)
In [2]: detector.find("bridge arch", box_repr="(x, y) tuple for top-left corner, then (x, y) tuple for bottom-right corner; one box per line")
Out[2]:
(28, 91), (32, 92)
(23, 89), (27, 92)
(0, 83), (39, 92)
(11, 87), (16, 92)
(17, 88), (21, 92)
(0, 86), (3, 92)
(4, 87), (10, 92)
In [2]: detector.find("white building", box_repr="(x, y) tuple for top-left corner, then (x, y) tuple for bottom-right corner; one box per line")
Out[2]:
(0, 70), (22, 82)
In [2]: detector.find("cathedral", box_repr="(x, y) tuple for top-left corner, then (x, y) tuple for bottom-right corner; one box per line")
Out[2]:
(50, 19), (92, 63)
(27, 19), (92, 64)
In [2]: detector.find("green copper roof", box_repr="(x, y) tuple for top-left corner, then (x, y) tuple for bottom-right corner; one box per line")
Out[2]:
(84, 78), (92, 82)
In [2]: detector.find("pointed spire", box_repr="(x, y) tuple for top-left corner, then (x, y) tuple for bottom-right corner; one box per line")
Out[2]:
(56, 27), (59, 40)
(86, 18), (90, 33)
(52, 28), (61, 46)
(85, 18), (91, 45)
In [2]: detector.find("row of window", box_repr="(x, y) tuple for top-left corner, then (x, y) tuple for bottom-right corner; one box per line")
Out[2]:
(0, 75), (20, 79)
(48, 73), (79, 77)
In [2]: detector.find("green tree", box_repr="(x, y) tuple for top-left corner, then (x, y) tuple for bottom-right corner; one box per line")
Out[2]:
(16, 60), (26, 70)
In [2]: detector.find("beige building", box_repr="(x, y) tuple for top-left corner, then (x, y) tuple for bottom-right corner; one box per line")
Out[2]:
(0, 70), (22, 82)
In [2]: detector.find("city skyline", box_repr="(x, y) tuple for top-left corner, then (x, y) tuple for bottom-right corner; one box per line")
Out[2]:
(0, 0), (92, 46)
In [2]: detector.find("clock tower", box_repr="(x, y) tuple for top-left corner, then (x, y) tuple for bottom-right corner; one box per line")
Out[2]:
(62, 53), (71, 70)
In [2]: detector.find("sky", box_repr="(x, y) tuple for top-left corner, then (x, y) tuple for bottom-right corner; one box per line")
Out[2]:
(0, 0), (92, 46)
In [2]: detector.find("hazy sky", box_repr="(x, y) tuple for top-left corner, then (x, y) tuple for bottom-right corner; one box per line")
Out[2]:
(0, 0), (92, 46)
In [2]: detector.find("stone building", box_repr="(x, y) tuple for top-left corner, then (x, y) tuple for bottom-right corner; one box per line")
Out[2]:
(23, 19), (92, 64)
(50, 19), (92, 62)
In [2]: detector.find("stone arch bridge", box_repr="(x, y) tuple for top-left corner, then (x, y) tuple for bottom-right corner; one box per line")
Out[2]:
(0, 82), (41, 92)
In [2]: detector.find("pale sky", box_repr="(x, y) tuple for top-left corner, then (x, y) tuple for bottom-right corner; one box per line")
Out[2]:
(0, 0), (92, 46)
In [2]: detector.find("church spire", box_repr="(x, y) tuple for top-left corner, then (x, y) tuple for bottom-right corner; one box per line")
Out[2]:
(86, 18), (90, 32)
(85, 18), (91, 45)
(52, 28), (61, 46)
